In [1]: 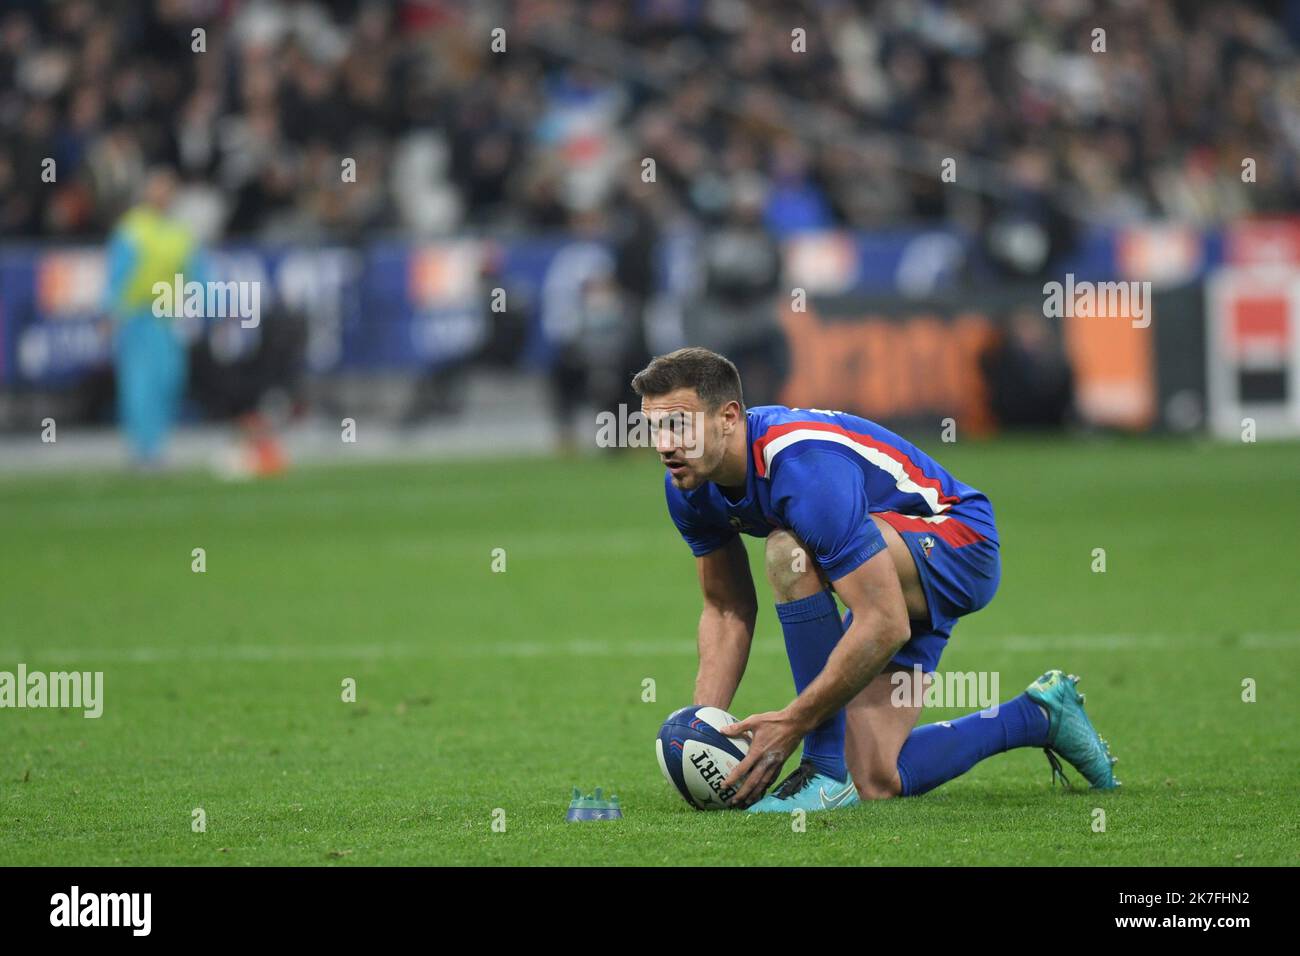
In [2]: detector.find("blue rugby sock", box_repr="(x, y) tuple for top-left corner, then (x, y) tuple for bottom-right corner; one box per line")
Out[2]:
(776, 589), (848, 781)
(895, 693), (1049, 796)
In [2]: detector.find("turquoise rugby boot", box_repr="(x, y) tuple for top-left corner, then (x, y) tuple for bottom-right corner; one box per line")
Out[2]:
(745, 760), (860, 813)
(1025, 669), (1120, 790)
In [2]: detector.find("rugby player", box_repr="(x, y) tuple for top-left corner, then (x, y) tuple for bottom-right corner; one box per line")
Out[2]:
(634, 347), (1119, 811)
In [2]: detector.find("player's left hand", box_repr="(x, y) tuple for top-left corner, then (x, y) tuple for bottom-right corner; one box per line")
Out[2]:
(719, 709), (806, 808)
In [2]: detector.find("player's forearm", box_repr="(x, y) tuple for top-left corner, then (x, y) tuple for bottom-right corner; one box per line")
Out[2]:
(693, 604), (755, 709)
(786, 612), (907, 731)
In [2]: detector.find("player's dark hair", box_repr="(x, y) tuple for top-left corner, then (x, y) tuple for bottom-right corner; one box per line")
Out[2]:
(631, 347), (744, 410)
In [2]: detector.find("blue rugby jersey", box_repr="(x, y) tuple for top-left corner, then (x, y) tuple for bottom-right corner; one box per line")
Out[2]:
(665, 405), (997, 581)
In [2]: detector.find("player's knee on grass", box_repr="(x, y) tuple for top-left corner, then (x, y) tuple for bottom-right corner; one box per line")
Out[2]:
(850, 765), (904, 800)
(845, 670), (922, 800)
(764, 530), (826, 602)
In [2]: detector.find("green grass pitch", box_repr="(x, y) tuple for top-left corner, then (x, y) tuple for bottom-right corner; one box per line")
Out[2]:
(2, 437), (1298, 866)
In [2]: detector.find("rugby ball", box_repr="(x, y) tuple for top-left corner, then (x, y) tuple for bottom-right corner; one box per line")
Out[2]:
(655, 705), (750, 810)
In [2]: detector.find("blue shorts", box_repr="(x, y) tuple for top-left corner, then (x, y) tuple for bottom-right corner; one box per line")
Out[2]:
(843, 512), (1001, 674)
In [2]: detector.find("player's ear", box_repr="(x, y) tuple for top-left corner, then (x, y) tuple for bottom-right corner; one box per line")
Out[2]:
(721, 399), (742, 432)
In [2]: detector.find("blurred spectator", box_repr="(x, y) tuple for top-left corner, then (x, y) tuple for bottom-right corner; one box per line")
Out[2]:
(103, 166), (203, 467)
(977, 142), (1078, 279)
(1, 0), (1295, 245)
(982, 305), (1074, 429)
(546, 269), (640, 449)
(689, 172), (785, 405)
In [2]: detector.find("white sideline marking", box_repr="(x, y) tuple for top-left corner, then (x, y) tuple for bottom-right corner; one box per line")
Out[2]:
(1, 633), (1295, 665)
(0, 640), (711, 664)
(994, 633), (1300, 651)
(0, 484), (576, 528)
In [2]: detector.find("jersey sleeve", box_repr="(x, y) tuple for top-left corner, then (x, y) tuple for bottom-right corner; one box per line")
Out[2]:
(769, 447), (887, 581)
(664, 471), (736, 557)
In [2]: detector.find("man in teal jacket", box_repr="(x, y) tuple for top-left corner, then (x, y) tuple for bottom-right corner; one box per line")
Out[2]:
(104, 168), (204, 467)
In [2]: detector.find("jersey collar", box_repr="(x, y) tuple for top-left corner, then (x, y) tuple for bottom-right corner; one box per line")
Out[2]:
(718, 411), (756, 508)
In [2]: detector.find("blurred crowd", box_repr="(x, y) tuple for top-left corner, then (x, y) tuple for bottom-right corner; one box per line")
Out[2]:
(2, 0), (1298, 247)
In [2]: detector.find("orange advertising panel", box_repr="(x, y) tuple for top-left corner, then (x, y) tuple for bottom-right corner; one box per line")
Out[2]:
(778, 301), (998, 435)
(1063, 304), (1156, 431)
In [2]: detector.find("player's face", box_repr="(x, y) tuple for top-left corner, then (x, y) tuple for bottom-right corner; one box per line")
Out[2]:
(641, 388), (726, 491)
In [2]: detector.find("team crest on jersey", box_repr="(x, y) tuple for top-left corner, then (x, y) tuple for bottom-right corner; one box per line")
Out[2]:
(919, 535), (936, 559)
(729, 516), (746, 530)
